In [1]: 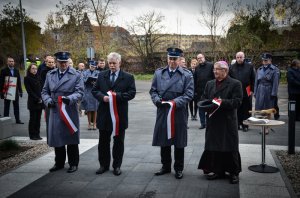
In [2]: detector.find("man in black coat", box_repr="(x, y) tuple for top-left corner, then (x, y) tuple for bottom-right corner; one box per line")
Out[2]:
(0, 56), (24, 124)
(92, 52), (136, 176)
(229, 51), (256, 131)
(194, 53), (214, 129)
(198, 61), (243, 184)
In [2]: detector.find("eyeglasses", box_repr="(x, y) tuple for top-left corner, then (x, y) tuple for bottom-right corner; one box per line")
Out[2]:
(169, 57), (178, 61)
(262, 59), (269, 61)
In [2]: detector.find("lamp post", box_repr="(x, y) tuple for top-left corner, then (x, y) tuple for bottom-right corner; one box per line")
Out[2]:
(20, 0), (27, 70)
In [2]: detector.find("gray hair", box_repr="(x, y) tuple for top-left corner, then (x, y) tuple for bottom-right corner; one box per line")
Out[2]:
(215, 61), (229, 70)
(107, 52), (121, 62)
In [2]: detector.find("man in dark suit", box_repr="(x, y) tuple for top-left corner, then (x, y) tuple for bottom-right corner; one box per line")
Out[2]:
(0, 56), (24, 124)
(92, 52), (136, 176)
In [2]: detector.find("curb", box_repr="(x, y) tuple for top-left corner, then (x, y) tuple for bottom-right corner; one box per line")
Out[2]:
(271, 149), (298, 198)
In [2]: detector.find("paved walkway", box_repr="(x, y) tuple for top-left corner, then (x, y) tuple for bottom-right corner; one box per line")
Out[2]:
(0, 81), (299, 198)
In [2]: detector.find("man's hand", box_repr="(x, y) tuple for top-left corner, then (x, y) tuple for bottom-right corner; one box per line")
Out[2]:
(103, 96), (109, 102)
(62, 96), (70, 105)
(48, 101), (56, 108)
(19, 93), (23, 98)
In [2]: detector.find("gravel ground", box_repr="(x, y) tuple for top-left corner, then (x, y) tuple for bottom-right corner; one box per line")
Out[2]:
(0, 141), (53, 175)
(276, 150), (300, 197)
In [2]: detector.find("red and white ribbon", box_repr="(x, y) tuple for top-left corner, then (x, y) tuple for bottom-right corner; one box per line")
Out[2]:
(58, 96), (78, 135)
(162, 100), (176, 139)
(209, 97), (222, 117)
(107, 91), (119, 137)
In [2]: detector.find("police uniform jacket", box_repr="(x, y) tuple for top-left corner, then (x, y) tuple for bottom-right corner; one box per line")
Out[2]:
(150, 66), (194, 148)
(81, 69), (99, 111)
(254, 64), (280, 110)
(41, 67), (84, 147)
(92, 70), (136, 131)
(202, 76), (242, 151)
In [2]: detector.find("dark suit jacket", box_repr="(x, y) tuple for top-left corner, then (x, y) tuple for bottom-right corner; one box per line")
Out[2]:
(0, 66), (23, 98)
(92, 70), (136, 131)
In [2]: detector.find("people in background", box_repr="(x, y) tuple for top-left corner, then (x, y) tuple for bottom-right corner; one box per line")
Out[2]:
(24, 63), (43, 140)
(194, 53), (214, 129)
(189, 58), (198, 120)
(0, 56), (24, 124)
(82, 61), (100, 130)
(287, 59), (300, 121)
(229, 51), (255, 132)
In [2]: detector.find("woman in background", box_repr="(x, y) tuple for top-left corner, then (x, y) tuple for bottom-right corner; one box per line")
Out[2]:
(81, 61), (99, 130)
(24, 63), (43, 140)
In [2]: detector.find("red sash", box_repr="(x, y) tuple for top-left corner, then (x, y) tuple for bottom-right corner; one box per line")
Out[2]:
(162, 100), (176, 139)
(107, 91), (119, 137)
(58, 96), (78, 135)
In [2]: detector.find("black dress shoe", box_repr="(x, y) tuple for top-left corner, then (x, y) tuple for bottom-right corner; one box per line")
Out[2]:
(96, 166), (109, 174)
(175, 171), (183, 179)
(16, 120), (24, 124)
(206, 173), (225, 180)
(67, 166), (78, 173)
(242, 127), (248, 132)
(229, 174), (239, 184)
(154, 168), (171, 176)
(49, 165), (64, 172)
(113, 167), (122, 176)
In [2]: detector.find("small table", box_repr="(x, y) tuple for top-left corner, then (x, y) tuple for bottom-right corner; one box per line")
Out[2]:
(243, 120), (285, 173)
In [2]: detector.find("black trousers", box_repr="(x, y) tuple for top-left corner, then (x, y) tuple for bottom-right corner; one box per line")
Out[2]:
(189, 98), (198, 117)
(28, 109), (42, 138)
(238, 96), (251, 127)
(98, 130), (125, 169)
(160, 146), (184, 171)
(54, 144), (79, 167)
(3, 98), (20, 121)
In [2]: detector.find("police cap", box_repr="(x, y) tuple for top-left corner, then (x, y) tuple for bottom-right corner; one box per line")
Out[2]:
(167, 48), (183, 58)
(54, 51), (71, 62)
(88, 60), (97, 67)
(261, 53), (272, 60)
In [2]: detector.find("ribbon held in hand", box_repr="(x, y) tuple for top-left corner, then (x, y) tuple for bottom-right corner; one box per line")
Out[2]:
(58, 96), (78, 135)
(107, 91), (119, 137)
(162, 100), (176, 139)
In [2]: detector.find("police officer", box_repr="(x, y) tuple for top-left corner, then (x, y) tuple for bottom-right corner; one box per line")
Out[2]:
(150, 48), (194, 179)
(41, 52), (84, 173)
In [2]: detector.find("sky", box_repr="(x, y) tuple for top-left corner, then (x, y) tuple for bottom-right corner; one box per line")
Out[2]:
(0, 0), (265, 35)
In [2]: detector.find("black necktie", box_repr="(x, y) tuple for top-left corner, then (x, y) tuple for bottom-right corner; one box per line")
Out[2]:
(111, 72), (116, 84)
(59, 73), (64, 80)
(169, 71), (174, 78)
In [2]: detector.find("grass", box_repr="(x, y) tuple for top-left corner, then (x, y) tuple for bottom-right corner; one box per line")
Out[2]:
(0, 140), (20, 151)
(134, 74), (153, 81)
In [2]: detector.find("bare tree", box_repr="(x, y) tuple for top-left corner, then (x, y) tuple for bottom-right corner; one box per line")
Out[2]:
(89, 0), (116, 56)
(198, 0), (225, 61)
(121, 11), (166, 71)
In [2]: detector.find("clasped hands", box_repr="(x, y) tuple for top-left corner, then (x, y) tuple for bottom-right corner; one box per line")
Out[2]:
(155, 100), (170, 108)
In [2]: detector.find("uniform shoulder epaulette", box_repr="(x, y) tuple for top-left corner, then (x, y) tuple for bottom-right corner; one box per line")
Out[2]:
(49, 69), (57, 74)
(157, 67), (164, 70)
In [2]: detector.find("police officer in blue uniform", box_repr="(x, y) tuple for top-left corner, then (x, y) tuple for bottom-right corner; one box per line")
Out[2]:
(150, 48), (194, 179)
(42, 51), (84, 173)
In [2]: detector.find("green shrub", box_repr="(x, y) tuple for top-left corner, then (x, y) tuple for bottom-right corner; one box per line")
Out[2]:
(0, 140), (21, 151)
(134, 74), (153, 81)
